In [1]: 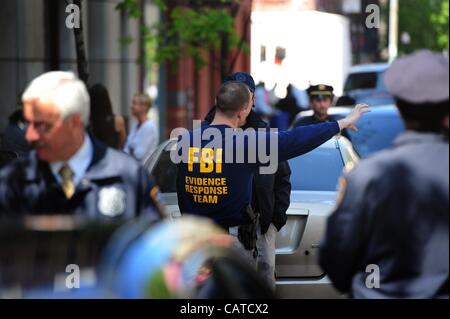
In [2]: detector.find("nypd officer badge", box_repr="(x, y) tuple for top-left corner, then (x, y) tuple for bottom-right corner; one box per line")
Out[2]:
(98, 186), (126, 217)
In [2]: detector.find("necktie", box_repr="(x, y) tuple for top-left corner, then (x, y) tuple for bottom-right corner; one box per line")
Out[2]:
(59, 164), (75, 199)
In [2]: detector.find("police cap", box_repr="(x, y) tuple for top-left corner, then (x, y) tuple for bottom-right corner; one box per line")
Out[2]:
(384, 50), (449, 104)
(307, 84), (334, 99)
(224, 72), (256, 93)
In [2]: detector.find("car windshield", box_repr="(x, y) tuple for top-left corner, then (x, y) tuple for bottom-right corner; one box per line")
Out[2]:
(344, 72), (378, 91)
(347, 113), (405, 158)
(288, 147), (344, 191)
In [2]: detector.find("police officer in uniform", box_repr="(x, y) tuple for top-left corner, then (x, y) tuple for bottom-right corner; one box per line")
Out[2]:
(204, 72), (292, 289)
(292, 84), (350, 139)
(319, 50), (449, 298)
(0, 71), (162, 221)
(292, 84), (337, 126)
(176, 81), (368, 261)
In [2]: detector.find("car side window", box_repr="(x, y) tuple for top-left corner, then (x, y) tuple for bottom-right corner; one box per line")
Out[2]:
(288, 147), (344, 191)
(347, 115), (405, 158)
(344, 72), (377, 91)
(151, 147), (178, 193)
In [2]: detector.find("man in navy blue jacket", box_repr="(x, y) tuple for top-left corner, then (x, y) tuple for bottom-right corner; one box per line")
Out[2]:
(176, 81), (369, 255)
(203, 72), (292, 289)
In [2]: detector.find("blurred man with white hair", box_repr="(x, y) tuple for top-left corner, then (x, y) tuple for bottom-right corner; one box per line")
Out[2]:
(0, 71), (162, 220)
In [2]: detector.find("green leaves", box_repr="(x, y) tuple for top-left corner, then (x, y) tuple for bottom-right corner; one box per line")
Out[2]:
(116, 0), (247, 71)
(164, 7), (237, 67)
(430, 0), (449, 49)
(399, 0), (449, 54)
(115, 0), (141, 18)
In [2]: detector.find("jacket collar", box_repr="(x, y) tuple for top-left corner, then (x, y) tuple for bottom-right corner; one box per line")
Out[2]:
(394, 130), (447, 146)
(24, 133), (118, 183)
(204, 106), (269, 129)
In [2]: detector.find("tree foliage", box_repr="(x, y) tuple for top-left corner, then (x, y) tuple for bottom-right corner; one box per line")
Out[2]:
(116, 0), (249, 76)
(398, 0), (449, 53)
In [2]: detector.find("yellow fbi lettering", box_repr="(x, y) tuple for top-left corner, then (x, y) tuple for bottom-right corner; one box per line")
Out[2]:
(188, 147), (223, 173)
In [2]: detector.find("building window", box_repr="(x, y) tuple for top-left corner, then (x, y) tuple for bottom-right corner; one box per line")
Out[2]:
(260, 45), (266, 62)
(275, 46), (286, 65)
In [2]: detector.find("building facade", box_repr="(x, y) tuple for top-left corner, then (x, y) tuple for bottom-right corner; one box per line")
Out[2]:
(0, 0), (156, 137)
(162, 0), (253, 137)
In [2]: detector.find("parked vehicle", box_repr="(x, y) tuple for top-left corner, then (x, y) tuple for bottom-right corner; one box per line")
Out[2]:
(145, 135), (360, 298)
(340, 63), (394, 107)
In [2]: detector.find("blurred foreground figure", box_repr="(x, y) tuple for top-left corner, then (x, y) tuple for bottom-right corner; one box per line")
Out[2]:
(0, 71), (161, 220)
(4, 216), (274, 299)
(0, 215), (125, 297)
(102, 216), (275, 298)
(320, 50), (449, 298)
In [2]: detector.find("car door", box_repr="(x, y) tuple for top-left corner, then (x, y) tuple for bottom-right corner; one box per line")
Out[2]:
(276, 138), (358, 278)
(144, 139), (181, 217)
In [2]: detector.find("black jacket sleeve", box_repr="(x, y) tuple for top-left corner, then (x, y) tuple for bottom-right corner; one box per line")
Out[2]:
(272, 160), (291, 231)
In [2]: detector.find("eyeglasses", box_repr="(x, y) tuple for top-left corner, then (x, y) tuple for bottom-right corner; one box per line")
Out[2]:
(26, 121), (55, 134)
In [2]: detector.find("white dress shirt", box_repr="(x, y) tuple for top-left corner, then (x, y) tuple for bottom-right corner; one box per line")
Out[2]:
(123, 120), (159, 162)
(50, 133), (94, 186)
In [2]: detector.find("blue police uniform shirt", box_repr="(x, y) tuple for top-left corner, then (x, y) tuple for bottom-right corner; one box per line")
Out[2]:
(319, 131), (449, 298)
(49, 133), (93, 186)
(0, 134), (161, 221)
(176, 122), (339, 227)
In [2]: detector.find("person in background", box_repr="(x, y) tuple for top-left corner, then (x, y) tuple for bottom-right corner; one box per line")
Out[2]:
(123, 93), (159, 163)
(291, 84), (310, 111)
(2, 109), (31, 157)
(254, 82), (274, 122)
(292, 84), (350, 139)
(293, 84), (338, 127)
(89, 83), (127, 150)
(275, 84), (302, 127)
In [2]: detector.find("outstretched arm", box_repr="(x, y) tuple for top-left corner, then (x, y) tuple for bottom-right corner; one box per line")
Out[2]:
(276, 104), (370, 161)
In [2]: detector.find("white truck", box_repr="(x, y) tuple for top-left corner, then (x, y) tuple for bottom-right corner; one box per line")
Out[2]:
(251, 10), (352, 99)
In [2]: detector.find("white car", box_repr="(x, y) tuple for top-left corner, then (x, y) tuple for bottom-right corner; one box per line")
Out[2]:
(144, 135), (359, 298)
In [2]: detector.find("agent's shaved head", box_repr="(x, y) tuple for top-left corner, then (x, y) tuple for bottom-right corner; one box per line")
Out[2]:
(216, 81), (252, 116)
